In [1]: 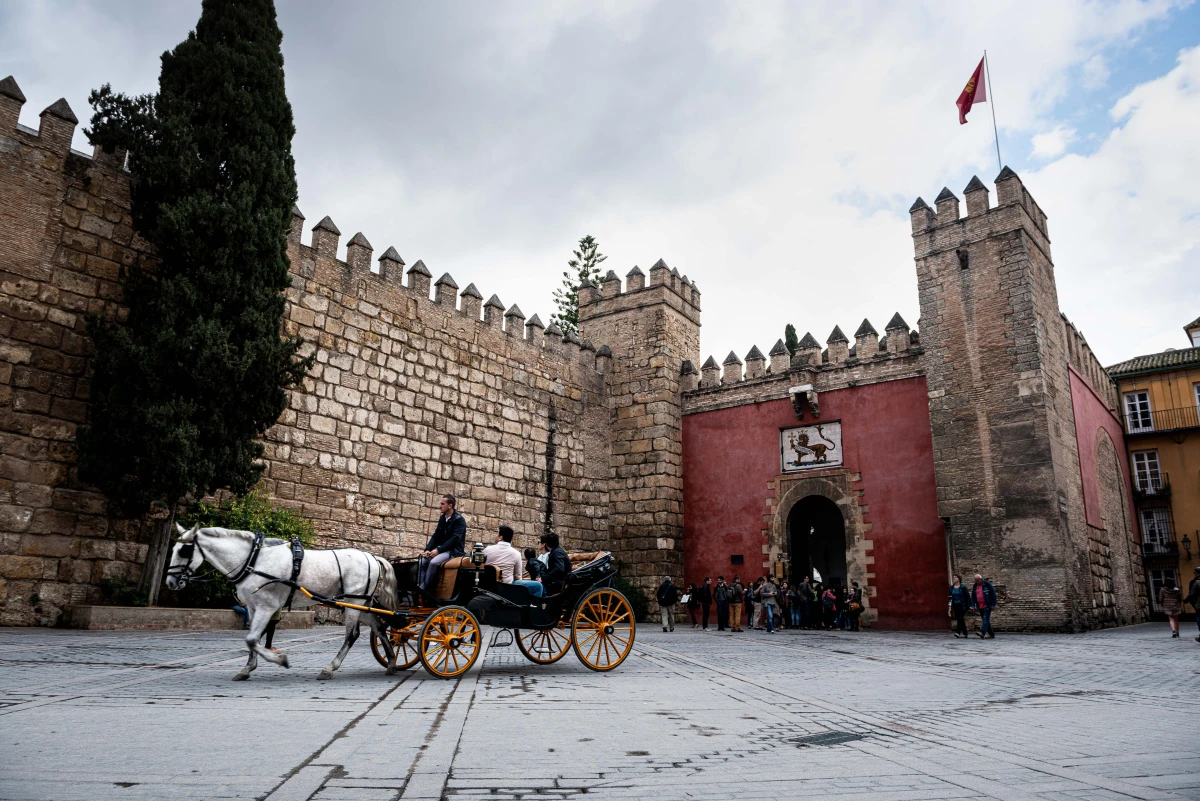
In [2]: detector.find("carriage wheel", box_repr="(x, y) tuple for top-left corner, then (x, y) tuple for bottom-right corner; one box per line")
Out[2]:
(369, 621), (421, 671)
(571, 588), (636, 672)
(515, 623), (571, 664)
(418, 606), (481, 679)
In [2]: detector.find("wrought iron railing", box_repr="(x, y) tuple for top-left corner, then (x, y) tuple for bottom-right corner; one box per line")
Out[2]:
(1141, 540), (1178, 557)
(1125, 404), (1200, 435)
(1133, 472), (1171, 502)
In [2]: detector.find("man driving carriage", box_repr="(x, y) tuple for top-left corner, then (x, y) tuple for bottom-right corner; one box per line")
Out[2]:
(418, 494), (467, 592)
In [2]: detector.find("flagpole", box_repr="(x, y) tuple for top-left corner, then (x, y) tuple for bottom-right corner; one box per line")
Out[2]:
(984, 50), (1002, 171)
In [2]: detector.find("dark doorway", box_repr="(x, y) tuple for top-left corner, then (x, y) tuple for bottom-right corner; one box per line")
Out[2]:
(787, 495), (847, 588)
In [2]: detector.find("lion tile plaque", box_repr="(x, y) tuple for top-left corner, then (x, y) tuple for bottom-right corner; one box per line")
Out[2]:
(780, 422), (842, 472)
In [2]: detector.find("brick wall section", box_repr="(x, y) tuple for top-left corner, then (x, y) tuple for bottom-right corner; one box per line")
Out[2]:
(0, 90), (155, 625)
(577, 263), (700, 600)
(912, 171), (1140, 631)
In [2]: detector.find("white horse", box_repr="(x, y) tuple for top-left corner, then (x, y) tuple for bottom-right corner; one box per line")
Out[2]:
(164, 524), (399, 681)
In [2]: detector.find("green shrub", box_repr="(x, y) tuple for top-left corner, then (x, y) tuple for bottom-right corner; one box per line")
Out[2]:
(612, 574), (651, 624)
(99, 578), (148, 607)
(167, 488), (316, 608)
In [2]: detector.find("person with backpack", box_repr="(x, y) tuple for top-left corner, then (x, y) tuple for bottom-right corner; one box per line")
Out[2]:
(656, 575), (679, 632)
(728, 575), (745, 632)
(714, 576), (731, 631)
(820, 584), (837, 630)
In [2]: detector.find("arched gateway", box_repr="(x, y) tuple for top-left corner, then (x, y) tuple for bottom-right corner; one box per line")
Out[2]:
(787, 495), (847, 587)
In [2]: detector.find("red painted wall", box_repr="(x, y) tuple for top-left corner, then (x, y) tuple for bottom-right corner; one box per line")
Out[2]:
(1069, 366), (1138, 538)
(682, 376), (947, 629)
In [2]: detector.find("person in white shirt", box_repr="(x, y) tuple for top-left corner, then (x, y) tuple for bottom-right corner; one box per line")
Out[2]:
(482, 525), (544, 597)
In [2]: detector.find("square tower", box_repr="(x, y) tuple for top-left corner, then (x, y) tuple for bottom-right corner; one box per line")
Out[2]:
(913, 169), (1110, 631)
(577, 262), (701, 598)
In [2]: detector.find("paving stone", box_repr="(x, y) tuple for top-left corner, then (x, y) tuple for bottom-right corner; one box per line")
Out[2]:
(0, 624), (1196, 800)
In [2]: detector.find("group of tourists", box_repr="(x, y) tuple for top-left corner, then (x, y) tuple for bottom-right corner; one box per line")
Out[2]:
(948, 573), (998, 638)
(655, 574), (864, 633)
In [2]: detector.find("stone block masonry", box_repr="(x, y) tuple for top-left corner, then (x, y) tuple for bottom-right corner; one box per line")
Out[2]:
(0, 76), (685, 625)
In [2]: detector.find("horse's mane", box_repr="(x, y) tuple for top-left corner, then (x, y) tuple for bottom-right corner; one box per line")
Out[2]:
(198, 527), (287, 546)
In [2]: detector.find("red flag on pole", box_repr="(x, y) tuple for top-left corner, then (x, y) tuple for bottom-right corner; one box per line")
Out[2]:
(957, 56), (987, 124)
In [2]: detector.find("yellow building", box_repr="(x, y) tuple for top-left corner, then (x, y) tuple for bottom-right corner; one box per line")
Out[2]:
(1107, 316), (1200, 617)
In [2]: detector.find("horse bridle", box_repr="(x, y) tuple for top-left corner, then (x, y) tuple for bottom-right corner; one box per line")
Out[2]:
(166, 531), (267, 587)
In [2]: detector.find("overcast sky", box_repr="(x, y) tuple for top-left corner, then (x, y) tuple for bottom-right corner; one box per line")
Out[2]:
(3, 1), (1198, 365)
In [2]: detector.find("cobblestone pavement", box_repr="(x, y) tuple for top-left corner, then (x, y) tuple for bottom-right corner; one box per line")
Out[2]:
(0, 622), (1197, 800)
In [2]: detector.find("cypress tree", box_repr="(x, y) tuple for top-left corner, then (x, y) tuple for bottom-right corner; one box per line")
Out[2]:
(785, 324), (799, 357)
(551, 235), (607, 339)
(79, 0), (311, 603)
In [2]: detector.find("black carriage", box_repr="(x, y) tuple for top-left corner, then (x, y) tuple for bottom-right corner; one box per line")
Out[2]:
(363, 548), (636, 678)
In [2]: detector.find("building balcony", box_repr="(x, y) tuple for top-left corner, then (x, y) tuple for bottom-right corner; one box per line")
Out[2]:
(1140, 540), (1178, 559)
(1132, 473), (1171, 503)
(1125, 405), (1200, 436)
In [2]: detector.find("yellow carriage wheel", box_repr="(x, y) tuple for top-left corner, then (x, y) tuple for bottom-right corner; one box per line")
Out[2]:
(515, 623), (571, 664)
(418, 606), (481, 679)
(571, 588), (636, 672)
(369, 621), (421, 671)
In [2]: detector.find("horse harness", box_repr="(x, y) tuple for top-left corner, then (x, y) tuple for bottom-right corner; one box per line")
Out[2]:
(172, 531), (383, 612)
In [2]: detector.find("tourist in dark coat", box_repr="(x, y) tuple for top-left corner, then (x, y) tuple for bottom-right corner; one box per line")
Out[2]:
(714, 577), (731, 631)
(656, 575), (679, 632)
(949, 574), (971, 638)
(538, 532), (572, 595)
(969, 573), (998, 639)
(696, 577), (713, 630)
(685, 584), (700, 627)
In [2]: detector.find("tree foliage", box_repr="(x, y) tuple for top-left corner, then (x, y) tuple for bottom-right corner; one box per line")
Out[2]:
(77, 0), (311, 523)
(551, 235), (607, 339)
(785, 324), (799, 357)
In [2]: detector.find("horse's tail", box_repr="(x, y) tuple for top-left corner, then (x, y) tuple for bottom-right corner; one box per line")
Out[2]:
(817, 425), (836, 451)
(372, 555), (398, 615)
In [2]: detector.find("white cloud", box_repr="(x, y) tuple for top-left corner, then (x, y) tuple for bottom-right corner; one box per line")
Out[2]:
(1081, 53), (1111, 89)
(1031, 125), (1078, 158)
(1028, 45), (1200, 361)
(0, 0), (1190, 366)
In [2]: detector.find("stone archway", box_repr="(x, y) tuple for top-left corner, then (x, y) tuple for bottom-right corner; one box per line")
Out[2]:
(765, 470), (874, 621)
(788, 495), (847, 587)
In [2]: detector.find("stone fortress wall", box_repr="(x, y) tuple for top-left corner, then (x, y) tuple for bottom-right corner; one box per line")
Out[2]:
(0, 80), (689, 625)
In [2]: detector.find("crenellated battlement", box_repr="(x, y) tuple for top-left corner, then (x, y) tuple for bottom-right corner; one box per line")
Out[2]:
(682, 314), (923, 413)
(909, 167), (1050, 263)
(0, 76), (130, 169)
(286, 205), (613, 375)
(577, 258), (702, 327)
(1061, 313), (1118, 411)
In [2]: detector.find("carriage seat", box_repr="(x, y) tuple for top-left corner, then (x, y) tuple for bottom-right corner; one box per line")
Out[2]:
(432, 556), (474, 600)
(518, 551), (608, 581)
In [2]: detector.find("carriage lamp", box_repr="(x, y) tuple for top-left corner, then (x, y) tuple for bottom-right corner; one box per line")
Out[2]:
(1183, 532), (1193, 559)
(471, 542), (486, 566)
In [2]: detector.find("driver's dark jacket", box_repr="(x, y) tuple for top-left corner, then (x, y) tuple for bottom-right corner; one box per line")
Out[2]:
(423, 511), (467, 556)
(541, 546), (572, 594)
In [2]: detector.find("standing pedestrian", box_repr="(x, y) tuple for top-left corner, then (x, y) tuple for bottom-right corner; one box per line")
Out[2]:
(847, 581), (863, 631)
(969, 573), (997, 639)
(696, 577), (713, 630)
(745, 580), (757, 630)
(788, 582), (802, 628)
(714, 576), (731, 631)
(798, 576), (813, 629)
(1188, 567), (1200, 643)
(729, 575), (745, 632)
(752, 579), (766, 630)
(820, 583), (837, 630)
(656, 575), (679, 632)
(685, 584), (700, 628)
(778, 581), (791, 629)
(1159, 578), (1183, 638)
(760, 576), (779, 633)
(949, 574), (970, 638)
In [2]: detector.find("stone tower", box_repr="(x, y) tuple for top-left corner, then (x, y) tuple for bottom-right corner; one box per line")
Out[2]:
(577, 261), (701, 598)
(912, 168), (1126, 631)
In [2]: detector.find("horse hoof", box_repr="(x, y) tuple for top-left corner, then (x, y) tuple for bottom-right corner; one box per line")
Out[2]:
(317, 669), (333, 680)
(278, 654), (290, 669)
(385, 667), (397, 676)
(232, 672), (250, 681)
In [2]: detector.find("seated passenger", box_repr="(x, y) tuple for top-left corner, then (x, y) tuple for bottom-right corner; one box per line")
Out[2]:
(484, 526), (543, 598)
(539, 532), (572, 595)
(524, 548), (545, 582)
(418, 494), (467, 593)
(513, 546), (545, 598)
